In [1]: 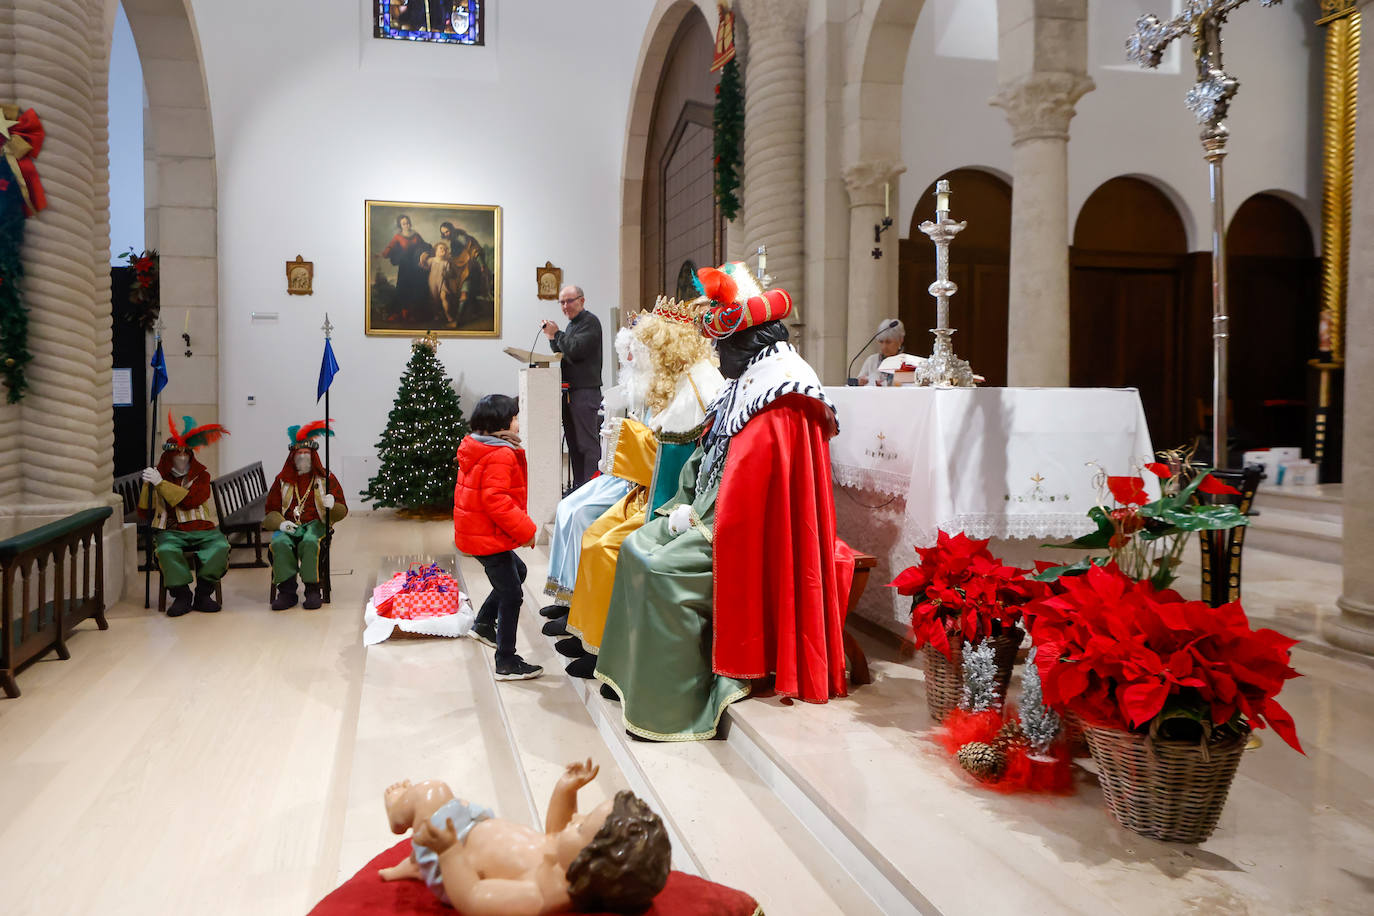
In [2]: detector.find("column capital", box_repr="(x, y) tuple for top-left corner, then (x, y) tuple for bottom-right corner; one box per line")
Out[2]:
(990, 72), (1095, 144)
(842, 160), (906, 207)
(738, 0), (808, 39)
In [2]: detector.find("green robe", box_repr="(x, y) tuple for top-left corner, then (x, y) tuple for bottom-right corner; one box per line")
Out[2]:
(594, 448), (749, 741)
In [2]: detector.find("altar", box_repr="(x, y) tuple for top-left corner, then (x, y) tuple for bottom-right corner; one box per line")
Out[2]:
(826, 386), (1156, 632)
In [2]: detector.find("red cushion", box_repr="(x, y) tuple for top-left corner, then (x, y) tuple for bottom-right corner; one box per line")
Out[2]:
(308, 839), (762, 916)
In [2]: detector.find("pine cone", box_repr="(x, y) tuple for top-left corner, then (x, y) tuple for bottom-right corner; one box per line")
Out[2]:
(956, 742), (1006, 781)
(995, 720), (1029, 753)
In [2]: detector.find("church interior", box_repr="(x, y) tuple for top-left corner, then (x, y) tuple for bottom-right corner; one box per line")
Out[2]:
(1, 1), (1372, 914)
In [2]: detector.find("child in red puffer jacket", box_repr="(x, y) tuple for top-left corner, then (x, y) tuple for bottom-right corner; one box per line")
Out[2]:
(453, 394), (542, 681)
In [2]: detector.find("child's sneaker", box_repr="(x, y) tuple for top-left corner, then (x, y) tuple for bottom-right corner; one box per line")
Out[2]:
(468, 622), (497, 649)
(494, 657), (543, 681)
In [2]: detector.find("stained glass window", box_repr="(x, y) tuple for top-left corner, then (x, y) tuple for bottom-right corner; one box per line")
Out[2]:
(374, 1), (484, 46)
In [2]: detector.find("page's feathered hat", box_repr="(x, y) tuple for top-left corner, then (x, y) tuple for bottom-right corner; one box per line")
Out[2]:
(693, 262), (792, 340)
(286, 419), (334, 452)
(163, 413), (229, 452)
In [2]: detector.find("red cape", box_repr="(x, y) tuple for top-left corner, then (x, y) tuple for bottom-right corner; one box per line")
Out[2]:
(711, 394), (851, 703)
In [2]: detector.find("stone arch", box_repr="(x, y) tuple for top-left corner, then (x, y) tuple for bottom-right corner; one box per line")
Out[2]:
(121, 0), (220, 472)
(620, 0), (716, 316)
(844, 0), (926, 165)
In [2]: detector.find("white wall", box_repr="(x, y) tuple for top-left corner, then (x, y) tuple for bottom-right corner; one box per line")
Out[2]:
(192, 0), (654, 481)
(898, 0), (1322, 250)
(108, 2), (144, 262)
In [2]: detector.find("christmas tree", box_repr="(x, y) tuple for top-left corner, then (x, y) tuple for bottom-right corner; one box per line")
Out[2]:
(360, 334), (470, 512)
(1019, 646), (1062, 756)
(960, 639), (999, 713)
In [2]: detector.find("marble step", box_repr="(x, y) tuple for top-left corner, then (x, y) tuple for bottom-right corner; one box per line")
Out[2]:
(1251, 483), (1342, 523)
(526, 588), (884, 914)
(1244, 507), (1342, 564)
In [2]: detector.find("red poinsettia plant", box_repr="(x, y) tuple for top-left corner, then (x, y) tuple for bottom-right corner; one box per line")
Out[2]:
(1038, 454), (1248, 591)
(1024, 563), (1303, 753)
(890, 531), (1044, 658)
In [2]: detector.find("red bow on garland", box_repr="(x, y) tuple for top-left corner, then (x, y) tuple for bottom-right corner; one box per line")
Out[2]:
(1, 106), (47, 216)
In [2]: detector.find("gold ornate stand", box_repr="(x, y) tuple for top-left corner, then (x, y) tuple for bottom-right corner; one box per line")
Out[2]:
(1313, 1), (1360, 480)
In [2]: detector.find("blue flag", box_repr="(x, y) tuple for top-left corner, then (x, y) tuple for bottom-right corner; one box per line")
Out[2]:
(317, 338), (339, 402)
(150, 341), (168, 398)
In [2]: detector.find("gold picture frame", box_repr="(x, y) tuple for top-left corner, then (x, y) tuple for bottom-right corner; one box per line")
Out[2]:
(536, 261), (562, 300)
(286, 255), (313, 295)
(365, 199), (501, 337)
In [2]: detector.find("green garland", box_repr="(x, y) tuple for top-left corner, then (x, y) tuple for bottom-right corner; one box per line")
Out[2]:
(713, 57), (744, 222)
(0, 207), (28, 403)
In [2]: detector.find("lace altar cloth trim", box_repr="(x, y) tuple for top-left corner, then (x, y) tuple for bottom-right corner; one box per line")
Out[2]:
(900, 513), (1096, 548)
(831, 464), (909, 497)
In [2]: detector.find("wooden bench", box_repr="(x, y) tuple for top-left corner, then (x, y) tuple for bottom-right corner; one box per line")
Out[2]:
(211, 462), (270, 569)
(0, 506), (112, 698)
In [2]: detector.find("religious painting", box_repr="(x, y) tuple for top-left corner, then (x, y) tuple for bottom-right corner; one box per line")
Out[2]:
(365, 200), (501, 338)
(286, 255), (313, 295)
(535, 261), (562, 300)
(373, 1), (484, 45)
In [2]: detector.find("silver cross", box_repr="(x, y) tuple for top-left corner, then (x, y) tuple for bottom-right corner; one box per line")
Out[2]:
(1126, 1), (1282, 137)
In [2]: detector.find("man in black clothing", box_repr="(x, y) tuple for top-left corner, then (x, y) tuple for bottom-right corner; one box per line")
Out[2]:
(543, 285), (603, 489)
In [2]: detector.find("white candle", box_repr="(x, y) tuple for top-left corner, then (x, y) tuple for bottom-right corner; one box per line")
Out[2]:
(936, 180), (950, 215)
(184, 309), (190, 333)
(884, 183), (890, 219)
(757, 245), (767, 279)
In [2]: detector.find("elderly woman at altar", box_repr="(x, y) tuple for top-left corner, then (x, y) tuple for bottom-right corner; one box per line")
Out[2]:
(856, 318), (921, 386)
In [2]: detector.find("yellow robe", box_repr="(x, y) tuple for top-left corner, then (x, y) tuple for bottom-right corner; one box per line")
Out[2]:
(565, 418), (657, 650)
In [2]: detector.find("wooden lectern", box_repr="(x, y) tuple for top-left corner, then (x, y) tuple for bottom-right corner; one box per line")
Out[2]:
(505, 347), (562, 543)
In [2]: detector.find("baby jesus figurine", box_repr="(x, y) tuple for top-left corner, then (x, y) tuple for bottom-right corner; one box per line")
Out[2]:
(380, 759), (670, 915)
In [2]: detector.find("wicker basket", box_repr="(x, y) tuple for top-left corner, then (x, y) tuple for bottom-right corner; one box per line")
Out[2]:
(921, 627), (1023, 723)
(1083, 722), (1250, 844)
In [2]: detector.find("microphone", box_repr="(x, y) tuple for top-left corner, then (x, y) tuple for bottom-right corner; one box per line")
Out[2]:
(847, 320), (900, 386)
(528, 321), (546, 368)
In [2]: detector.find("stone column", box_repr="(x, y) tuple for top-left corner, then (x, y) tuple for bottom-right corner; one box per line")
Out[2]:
(990, 72), (1092, 388)
(842, 159), (904, 375)
(1327, 0), (1374, 656)
(739, 0), (806, 344)
(0, 0), (121, 569)
(991, 0), (1092, 388)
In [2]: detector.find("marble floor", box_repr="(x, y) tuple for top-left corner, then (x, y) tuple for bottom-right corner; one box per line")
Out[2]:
(0, 513), (1369, 915)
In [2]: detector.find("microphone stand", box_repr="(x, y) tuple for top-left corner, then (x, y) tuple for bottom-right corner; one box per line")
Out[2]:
(846, 319), (901, 386)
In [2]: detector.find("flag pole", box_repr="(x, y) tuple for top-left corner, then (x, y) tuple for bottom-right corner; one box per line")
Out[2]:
(148, 315), (165, 467)
(320, 313), (335, 532)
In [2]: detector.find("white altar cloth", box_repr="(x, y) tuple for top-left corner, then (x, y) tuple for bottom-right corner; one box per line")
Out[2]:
(826, 386), (1156, 630)
(826, 386), (1157, 547)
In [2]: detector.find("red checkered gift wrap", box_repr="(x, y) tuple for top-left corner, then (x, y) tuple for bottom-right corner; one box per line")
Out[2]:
(371, 573), (406, 615)
(390, 589), (462, 619)
(377, 563), (464, 620)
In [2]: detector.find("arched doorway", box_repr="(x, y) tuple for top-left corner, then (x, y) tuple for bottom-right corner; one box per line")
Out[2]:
(1070, 177), (1190, 448)
(1226, 193), (1321, 458)
(897, 168), (1011, 386)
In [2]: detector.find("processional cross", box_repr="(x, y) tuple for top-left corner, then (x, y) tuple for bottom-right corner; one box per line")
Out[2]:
(1126, 0), (1281, 468)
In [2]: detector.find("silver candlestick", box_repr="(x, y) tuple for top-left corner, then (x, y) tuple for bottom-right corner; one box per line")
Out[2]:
(914, 180), (975, 388)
